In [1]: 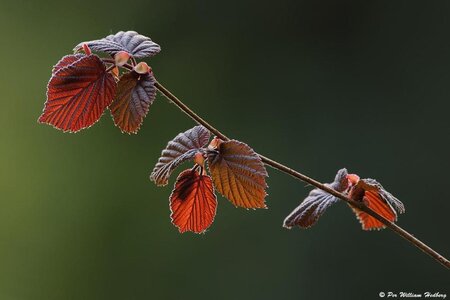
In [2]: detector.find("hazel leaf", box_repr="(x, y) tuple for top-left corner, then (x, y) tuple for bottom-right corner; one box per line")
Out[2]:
(109, 71), (156, 134)
(207, 139), (268, 209)
(349, 178), (405, 230)
(359, 179), (405, 214)
(170, 169), (217, 234)
(74, 31), (161, 58)
(150, 126), (211, 186)
(39, 54), (116, 133)
(283, 168), (349, 229)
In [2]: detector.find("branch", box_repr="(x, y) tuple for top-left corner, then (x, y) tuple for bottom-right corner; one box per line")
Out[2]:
(154, 81), (450, 270)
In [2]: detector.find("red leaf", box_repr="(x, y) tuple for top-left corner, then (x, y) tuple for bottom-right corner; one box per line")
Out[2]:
(170, 169), (217, 234)
(150, 126), (210, 186)
(39, 55), (117, 133)
(207, 139), (268, 209)
(348, 178), (405, 230)
(109, 71), (156, 134)
(350, 191), (396, 230)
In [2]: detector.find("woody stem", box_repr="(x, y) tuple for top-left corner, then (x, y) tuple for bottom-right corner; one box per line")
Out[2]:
(154, 80), (450, 270)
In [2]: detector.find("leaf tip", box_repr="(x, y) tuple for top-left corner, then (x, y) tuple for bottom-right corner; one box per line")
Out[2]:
(283, 223), (292, 229)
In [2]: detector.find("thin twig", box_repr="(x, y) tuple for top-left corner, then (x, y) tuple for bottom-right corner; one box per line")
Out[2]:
(154, 80), (450, 270)
(105, 64), (117, 73)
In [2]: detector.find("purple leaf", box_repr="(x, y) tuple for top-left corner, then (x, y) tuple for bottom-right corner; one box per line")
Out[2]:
(150, 126), (211, 186)
(109, 71), (157, 134)
(74, 31), (161, 58)
(283, 168), (349, 229)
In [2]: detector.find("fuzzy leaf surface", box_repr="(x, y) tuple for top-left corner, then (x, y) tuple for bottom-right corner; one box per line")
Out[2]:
(150, 126), (210, 186)
(283, 168), (349, 229)
(109, 71), (156, 133)
(74, 31), (161, 58)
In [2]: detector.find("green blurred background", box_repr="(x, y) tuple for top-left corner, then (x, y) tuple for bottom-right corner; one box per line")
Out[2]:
(0, 0), (449, 299)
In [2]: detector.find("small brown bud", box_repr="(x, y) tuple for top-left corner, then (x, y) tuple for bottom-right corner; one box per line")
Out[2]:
(194, 152), (205, 167)
(208, 137), (223, 150)
(134, 62), (151, 74)
(114, 51), (131, 66)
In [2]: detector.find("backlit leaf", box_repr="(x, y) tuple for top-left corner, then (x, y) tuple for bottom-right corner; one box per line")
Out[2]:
(207, 139), (268, 209)
(170, 169), (217, 234)
(360, 179), (405, 214)
(150, 126), (210, 186)
(39, 55), (116, 133)
(109, 71), (156, 133)
(74, 31), (161, 58)
(283, 168), (349, 229)
(349, 178), (405, 230)
(350, 191), (396, 230)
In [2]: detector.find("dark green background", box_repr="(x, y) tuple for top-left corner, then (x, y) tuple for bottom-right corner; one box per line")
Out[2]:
(0, 1), (449, 299)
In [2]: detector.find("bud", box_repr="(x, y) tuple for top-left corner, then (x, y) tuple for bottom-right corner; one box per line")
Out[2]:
(134, 62), (151, 74)
(194, 152), (205, 167)
(208, 137), (223, 150)
(114, 51), (130, 66)
(347, 174), (360, 186)
(82, 43), (92, 55)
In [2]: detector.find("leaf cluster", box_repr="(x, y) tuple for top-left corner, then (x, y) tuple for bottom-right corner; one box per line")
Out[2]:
(39, 31), (160, 134)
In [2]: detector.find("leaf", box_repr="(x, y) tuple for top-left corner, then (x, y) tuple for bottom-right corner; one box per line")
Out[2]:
(361, 179), (405, 214)
(150, 126), (211, 186)
(109, 71), (156, 133)
(350, 191), (396, 230)
(283, 168), (350, 229)
(207, 140), (268, 209)
(74, 31), (161, 58)
(39, 55), (117, 133)
(349, 178), (405, 230)
(170, 169), (217, 234)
